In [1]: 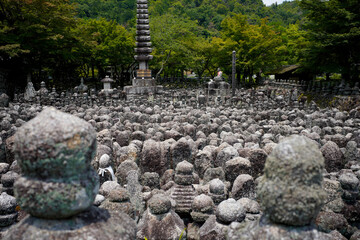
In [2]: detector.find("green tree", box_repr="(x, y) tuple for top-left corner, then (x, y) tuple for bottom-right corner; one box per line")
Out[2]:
(299, 0), (360, 82)
(275, 23), (310, 66)
(150, 13), (202, 78)
(72, 18), (135, 86)
(0, 0), (78, 90)
(221, 14), (283, 84)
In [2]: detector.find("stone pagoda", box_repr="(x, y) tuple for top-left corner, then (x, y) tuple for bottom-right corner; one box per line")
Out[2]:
(124, 0), (162, 95)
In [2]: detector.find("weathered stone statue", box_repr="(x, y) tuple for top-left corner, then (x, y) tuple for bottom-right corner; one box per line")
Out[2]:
(228, 135), (333, 240)
(214, 68), (224, 82)
(3, 107), (136, 239)
(24, 74), (36, 101)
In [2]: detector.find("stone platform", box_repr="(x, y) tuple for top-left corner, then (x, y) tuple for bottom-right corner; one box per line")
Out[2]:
(124, 78), (163, 95)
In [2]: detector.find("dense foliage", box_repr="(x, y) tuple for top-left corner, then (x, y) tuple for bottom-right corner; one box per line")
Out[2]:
(0, 0), (358, 94)
(299, 0), (360, 82)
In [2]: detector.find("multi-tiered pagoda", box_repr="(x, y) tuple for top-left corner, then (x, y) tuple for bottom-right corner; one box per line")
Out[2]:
(124, 0), (162, 95)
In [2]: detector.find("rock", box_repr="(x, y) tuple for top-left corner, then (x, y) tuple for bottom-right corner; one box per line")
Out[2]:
(100, 187), (135, 219)
(237, 198), (260, 214)
(231, 174), (255, 200)
(5, 135), (15, 164)
(0, 192), (17, 227)
(258, 135), (326, 226)
(4, 107), (136, 239)
(215, 146), (239, 168)
(140, 139), (169, 176)
(194, 150), (214, 179)
(228, 216), (333, 240)
(339, 172), (359, 203)
(216, 198), (245, 224)
(208, 178), (227, 205)
(225, 157), (251, 184)
(148, 194), (171, 215)
(315, 211), (349, 238)
(171, 137), (193, 167)
(350, 231), (360, 240)
(4, 207), (136, 240)
(191, 194), (214, 223)
(248, 149), (267, 178)
(93, 194), (105, 206)
(137, 194), (186, 240)
(0, 163), (10, 175)
(99, 181), (120, 197)
(203, 167), (226, 183)
(0, 93), (9, 107)
(171, 161), (196, 214)
(199, 215), (228, 240)
(115, 159), (139, 185)
(321, 141), (345, 172)
(141, 172), (160, 190)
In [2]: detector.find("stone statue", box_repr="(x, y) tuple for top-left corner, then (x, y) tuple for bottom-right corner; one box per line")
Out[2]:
(214, 68), (224, 82)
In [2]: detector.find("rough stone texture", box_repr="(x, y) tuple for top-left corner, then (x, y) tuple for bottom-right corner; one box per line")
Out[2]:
(199, 215), (229, 240)
(141, 172), (160, 190)
(339, 171), (359, 203)
(216, 198), (245, 224)
(350, 231), (360, 240)
(321, 141), (346, 173)
(228, 216), (334, 240)
(237, 198), (260, 214)
(99, 181), (120, 197)
(315, 211), (349, 238)
(115, 159), (139, 185)
(0, 93), (9, 107)
(203, 167), (226, 183)
(0, 192), (17, 227)
(3, 207), (136, 240)
(215, 146), (239, 168)
(225, 157), (251, 184)
(171, 137), (193, 167)
(194, 150), (214, 179)
(248, 149), (267, 178)
(322, 178), (344, 213)
(341, 201), (360, 223)
(344, 141), (359, 163)
(137, 207), (185, 240)
(148, 194), (171, 215)
(208, 178), (227, 205)
(5, 135), (15, 165)
(126, 170), (144, 219)
(140, 139), (169, 176)
(13, 107), (99, 219)
(160, 169), (174, 188)
(99, 187), (135, 219)
(191, 194), (214, 223)
(231, 174), (255, 200)
(257, 135), (326, 226)
(171, 184), (196, 214)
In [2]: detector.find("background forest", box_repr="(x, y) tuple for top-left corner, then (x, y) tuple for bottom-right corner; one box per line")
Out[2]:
(0, 0), (359, 93)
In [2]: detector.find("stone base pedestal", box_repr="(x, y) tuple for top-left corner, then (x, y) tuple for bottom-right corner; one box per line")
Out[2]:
(3, 207), (136, 240)
(124, 78), (163, 95)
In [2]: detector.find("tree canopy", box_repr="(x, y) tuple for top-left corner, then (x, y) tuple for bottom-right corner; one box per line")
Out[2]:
(299, 0), (360, 82)
(0, 0), (358, 95)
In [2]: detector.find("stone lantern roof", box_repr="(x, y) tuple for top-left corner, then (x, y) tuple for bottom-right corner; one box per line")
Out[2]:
(101, 76), (114, 83)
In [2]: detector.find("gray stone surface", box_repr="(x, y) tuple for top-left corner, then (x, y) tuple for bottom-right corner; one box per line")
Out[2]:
(257, 135), (326, 226)
(321, 141), (345, 172)
(231, 174), (255, 200)
(216, 198), (245, 224)
(13, 107), (99, 219)
(3, 207), (136, 240)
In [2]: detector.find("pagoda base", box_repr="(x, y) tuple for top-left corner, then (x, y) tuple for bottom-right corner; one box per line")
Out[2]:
(124, 78), (163, 95)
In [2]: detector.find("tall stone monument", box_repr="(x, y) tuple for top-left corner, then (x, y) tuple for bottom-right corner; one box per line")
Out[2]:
(124, 0), (162, 95)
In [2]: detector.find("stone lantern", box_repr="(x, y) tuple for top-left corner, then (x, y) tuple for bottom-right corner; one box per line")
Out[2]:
(101, 76), (114, 90)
